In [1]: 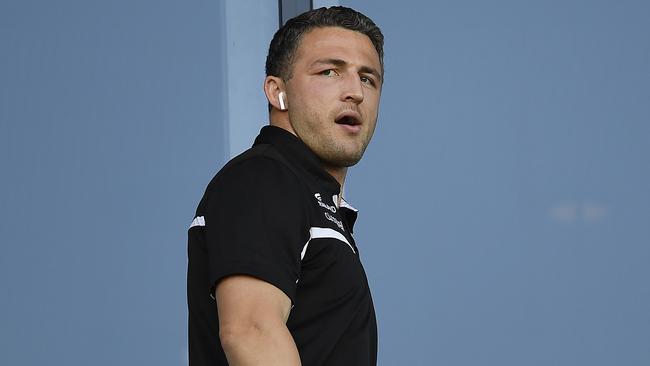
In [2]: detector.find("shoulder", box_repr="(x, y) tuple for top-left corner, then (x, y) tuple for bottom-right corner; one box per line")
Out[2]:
(195, 144), (312, 239)
(200, 144), (308, 210)
(211, 144), (296, 187)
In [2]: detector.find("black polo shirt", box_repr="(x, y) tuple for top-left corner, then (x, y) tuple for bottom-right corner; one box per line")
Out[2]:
(187, 125), (377, 365)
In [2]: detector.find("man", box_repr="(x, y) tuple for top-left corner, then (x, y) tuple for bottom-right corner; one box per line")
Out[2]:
(187, 6), (384, 365)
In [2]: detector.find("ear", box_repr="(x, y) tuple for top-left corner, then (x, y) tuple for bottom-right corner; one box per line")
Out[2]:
(264, 76), (287, 111)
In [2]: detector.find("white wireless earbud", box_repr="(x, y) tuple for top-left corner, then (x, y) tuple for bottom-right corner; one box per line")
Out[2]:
(278, 92), (287, 111)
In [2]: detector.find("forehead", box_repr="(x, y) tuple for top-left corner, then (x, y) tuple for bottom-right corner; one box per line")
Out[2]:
(293, 27), (381, 71)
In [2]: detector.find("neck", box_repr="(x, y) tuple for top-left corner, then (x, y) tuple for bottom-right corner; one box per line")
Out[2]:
(269, 113), (348, 196)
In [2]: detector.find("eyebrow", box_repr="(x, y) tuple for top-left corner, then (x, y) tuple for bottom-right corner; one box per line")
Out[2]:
(312, 58), (382, 82)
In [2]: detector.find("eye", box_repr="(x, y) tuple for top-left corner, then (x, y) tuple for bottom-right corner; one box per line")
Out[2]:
(360, 75), (375, 86)
(321, 69), (338, 77)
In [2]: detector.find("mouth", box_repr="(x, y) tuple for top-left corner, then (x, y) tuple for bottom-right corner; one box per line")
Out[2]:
(335, 111), (362, 133)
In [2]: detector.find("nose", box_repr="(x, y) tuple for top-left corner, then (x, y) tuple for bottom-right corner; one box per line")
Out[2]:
(340, 73), (364, 104)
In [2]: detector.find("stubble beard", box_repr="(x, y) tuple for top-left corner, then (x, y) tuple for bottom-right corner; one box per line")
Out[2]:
(290, 113), (376, 168)
(314, 133), (368, 168)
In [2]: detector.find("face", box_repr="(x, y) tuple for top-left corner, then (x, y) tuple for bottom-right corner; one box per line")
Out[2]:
(284, 27), (382, 168)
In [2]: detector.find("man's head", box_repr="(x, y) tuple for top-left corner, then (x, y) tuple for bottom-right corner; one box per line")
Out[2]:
(263, 6), (384, 169)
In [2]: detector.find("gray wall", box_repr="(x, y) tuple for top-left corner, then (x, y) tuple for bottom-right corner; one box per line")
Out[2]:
(223, 1), (277, 158)
(1, 1), (228, 364)
(343, 1), (650, 365)
(1, 0), (648, 365)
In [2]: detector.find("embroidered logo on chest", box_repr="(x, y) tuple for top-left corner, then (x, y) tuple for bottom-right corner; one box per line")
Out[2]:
(314, 193), (344, 231)
(314, 193), (337, 213)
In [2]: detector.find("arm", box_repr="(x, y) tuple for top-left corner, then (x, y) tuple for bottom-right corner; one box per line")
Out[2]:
(216, 275), (302, 366)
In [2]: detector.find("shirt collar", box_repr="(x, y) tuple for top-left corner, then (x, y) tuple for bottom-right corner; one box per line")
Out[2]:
(253, 125), (341, 194)
(337, 195), (359, 233)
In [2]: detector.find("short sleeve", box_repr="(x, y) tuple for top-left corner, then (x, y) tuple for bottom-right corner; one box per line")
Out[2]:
(204, 157), (309, 304)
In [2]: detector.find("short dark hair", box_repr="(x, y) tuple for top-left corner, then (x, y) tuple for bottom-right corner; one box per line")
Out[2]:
(265, 6), (384, 82)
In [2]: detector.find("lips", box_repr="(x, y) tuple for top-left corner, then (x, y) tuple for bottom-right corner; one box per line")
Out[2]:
(335, 111), (362, 127)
